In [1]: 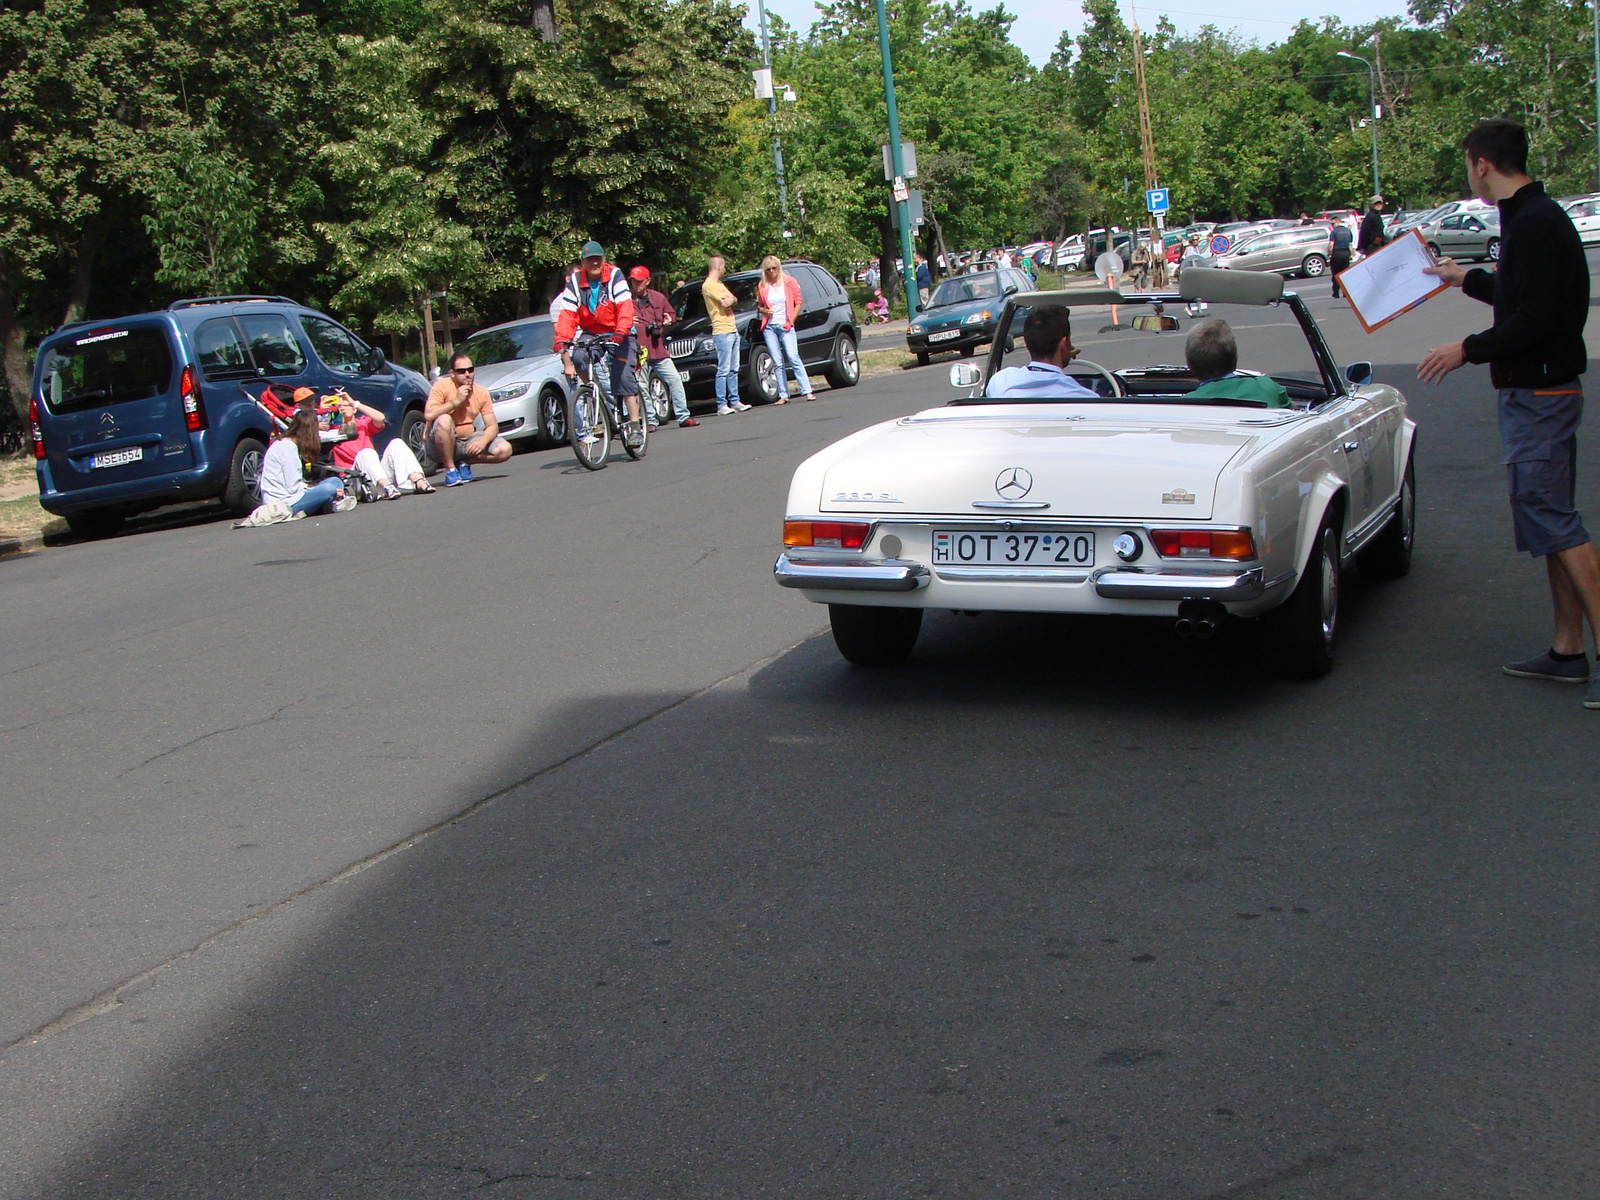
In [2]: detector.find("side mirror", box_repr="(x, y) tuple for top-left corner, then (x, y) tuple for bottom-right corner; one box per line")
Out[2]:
(364, 345), (387, 375)
(1131, 314), (1179, 333)
(1345, 361), (1374, 386)
(949, 362), (982, 389)
(1003, 283), (1018, 295)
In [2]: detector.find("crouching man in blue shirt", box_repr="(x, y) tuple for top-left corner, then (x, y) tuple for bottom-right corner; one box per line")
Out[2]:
(985, 305), (1100, 400)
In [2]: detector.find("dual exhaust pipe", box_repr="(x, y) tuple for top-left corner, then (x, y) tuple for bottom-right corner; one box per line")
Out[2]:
(1174, 600), (1227, 641)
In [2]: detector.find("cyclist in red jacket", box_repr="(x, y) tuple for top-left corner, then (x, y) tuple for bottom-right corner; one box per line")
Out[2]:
(552, 240), (643, 444)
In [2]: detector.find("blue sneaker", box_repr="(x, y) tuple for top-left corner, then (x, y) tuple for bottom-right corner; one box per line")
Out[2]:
(442, 467), (464, 487)
(457, 462), (476, 482)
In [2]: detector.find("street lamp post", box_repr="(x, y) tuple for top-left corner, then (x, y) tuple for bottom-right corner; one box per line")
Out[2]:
(873, 0), (920, 319)
(755, 0), (791, 230)
(1338, 50), (1381, 200)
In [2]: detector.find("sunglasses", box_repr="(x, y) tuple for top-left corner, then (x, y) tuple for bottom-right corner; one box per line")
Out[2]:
(452, 366), (475, 374)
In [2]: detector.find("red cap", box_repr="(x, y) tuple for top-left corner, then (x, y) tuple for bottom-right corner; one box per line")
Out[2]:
(628, 266), (651, 282)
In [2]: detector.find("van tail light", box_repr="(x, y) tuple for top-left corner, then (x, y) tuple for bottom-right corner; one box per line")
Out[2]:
(29, 397), (45, 459)
(784, 520), (870, 550)
(180, 365), (207, 431)
(1150, 529), (1256, 560)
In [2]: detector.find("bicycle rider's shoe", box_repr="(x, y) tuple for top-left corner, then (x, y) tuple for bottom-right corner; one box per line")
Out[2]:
(442, 467), (465, 487)
(623, 420), (645, 450)
(576, 427), (598, 445)
(456, 463), (476, 483)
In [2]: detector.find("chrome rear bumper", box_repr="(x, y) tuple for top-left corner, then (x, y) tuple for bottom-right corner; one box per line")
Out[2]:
(774, 554), (930, 592)
(1091, 565), (1270, 601)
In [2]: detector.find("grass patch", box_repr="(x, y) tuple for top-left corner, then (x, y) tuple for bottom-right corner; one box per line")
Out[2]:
(0, 493), (66, 541)
(857, 347), (918, 378)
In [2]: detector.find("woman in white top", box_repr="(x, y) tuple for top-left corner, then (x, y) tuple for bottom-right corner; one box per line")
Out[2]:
(258, 409), (352, 516)
(755, 255), (815, 402)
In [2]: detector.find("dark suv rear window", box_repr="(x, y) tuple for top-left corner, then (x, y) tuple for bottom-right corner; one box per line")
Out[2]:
(39, 327), (175, 414)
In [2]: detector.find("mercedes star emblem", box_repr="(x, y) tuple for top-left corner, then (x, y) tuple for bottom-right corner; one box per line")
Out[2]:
(995, 467), (1033, 499)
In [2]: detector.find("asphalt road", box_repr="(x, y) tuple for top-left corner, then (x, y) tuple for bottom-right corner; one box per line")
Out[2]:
(1, 275), (1597, 1198)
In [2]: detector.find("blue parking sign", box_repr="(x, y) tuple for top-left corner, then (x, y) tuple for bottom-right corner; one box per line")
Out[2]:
(1146, 187), (1169, 214)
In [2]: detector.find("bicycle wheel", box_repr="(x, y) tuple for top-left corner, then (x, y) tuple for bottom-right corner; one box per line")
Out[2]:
(622, 396), (649, 460)
(567, 381), (609, 471)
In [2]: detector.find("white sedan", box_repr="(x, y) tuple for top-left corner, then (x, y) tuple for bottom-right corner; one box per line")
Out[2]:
(774, 269), (1416, 677)
(1563, 196), (1600, 246)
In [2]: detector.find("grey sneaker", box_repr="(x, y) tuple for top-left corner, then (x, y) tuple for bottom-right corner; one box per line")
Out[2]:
(1503, 650), (1591, 684)
(1587, 675), (1600, 709)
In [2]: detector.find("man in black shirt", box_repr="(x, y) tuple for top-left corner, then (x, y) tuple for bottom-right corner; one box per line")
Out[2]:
(1419, 119), (1600, 709)
(1358, 197), (1386, 255)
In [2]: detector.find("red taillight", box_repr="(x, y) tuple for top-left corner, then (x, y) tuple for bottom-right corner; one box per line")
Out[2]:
(29, 397), (45, 459)
(783, 520), (870, 549)
(180, 365), (207, 431)
(1150, 529), (1256, 560)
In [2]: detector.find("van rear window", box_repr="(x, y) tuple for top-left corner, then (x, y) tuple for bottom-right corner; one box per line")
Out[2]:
(39, 327), (175, 414)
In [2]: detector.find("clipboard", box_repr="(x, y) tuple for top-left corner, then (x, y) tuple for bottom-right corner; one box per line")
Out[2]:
(1334, 229), (1451, 333)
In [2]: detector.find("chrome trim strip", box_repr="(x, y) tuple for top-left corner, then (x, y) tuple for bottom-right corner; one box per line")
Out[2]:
(970, 500), (1051, 510)
(1343, 495), (1399, 552)
(934, 566), (1091, 583)
(1091, 565), (1265, 600)
(774, 554), (930, 592)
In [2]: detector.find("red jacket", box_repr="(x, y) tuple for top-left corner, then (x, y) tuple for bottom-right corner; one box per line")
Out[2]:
(552, 263), (635, 350)
(757, 275), (803, 331)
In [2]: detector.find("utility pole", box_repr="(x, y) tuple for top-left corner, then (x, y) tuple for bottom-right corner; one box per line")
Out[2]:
(873, 0), (919, 319)
(1338, 50), (1381, 200)
(755, 0), (791, 230)
(1130, 10), (1166, 288)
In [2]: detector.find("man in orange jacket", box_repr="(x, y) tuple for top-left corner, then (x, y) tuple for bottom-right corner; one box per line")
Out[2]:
(552, 240), (643, 445)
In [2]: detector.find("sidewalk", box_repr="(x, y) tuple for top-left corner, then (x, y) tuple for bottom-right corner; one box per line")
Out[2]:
(860, 318), (909, 343)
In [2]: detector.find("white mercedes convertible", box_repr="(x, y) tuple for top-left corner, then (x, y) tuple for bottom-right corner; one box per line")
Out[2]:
(774, 269), (1415, 676)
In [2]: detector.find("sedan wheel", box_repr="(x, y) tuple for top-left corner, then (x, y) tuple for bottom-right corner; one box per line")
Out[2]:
(1302, 253), (1327, 277)
(1265, 513), (1342, 678)
(1486, 237), (1501, 261)
(646, 373), (671, 424)
(1427, 242), (1442, 258)
(539, 387), (568, 446)
(829, 604), (922, 666)
(1358, 455), (1416, 578)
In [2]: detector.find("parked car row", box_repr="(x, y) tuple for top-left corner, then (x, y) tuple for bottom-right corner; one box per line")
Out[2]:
(28, 262), (863, 536)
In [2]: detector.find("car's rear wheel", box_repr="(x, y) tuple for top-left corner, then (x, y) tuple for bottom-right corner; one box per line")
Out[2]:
(65, 508), (126, 539)
(1359, 454), (1415, 578)
(825, 332), (860, 388)
(1302, 253), (1328, 277)
(539, 386), (568, 446)
(646, 373), (671, 424)
(1427, 242), (1442, 258)
(221, 436), (265, 516)
(1486, 237), (1501, 261)
(829, 604), (922, 667)
(1264, 510), (1342, 678)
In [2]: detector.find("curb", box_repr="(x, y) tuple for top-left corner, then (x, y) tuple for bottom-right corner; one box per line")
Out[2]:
(0, 534), (45, 558)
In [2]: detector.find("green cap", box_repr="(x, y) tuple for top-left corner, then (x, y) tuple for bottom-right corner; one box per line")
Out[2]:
(580, 240), (604, 259)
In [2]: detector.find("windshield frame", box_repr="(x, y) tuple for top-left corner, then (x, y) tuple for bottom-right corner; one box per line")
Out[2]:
(973, 291), (1346, 407)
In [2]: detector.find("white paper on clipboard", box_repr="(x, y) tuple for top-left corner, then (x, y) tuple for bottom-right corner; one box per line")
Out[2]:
(1336, 230), (1449, 332)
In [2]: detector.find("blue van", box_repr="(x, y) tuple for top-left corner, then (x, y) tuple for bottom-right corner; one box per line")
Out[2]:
(29, 295), (432, 537)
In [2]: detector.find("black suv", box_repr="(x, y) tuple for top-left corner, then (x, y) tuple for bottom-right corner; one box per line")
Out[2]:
(666, 261), (860, 403)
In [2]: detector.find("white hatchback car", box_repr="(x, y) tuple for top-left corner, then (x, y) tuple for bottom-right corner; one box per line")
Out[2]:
(774, 270), (1416, 677)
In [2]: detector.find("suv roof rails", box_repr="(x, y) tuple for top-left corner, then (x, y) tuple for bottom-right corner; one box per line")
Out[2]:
(168, 295), (299, 311)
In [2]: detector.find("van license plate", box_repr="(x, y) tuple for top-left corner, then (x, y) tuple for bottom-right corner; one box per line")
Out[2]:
(91, 447), (142, 469)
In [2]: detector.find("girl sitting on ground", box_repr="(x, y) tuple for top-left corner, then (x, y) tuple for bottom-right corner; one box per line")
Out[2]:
(258, 409), (354, 516)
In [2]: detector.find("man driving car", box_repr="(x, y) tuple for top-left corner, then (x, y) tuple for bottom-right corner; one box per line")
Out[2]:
(984, 305), (1099, 400)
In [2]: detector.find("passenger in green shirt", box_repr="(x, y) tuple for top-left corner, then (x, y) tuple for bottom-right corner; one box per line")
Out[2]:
(1183, 318), (1292, 408)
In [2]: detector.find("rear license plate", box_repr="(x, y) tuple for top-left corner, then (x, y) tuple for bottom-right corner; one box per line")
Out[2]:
(933, 529), (1095, 567)
(928, 330), (961, 343)
(90, 447), (142, 469)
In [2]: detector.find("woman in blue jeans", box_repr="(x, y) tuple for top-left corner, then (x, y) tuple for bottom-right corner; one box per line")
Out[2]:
(258, 410), (353, 516)
(756, 256), (815, 401)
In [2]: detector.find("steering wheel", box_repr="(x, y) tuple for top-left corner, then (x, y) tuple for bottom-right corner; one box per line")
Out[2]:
(1069, 359), (1123, 398)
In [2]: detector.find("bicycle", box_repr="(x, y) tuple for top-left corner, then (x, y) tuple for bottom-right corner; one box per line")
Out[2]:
(565, 333), (648, 471)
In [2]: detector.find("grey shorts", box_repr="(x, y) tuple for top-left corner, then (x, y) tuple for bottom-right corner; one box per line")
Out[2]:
(1499, 384), (1589, 557)
(427, 415), (506, 464)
